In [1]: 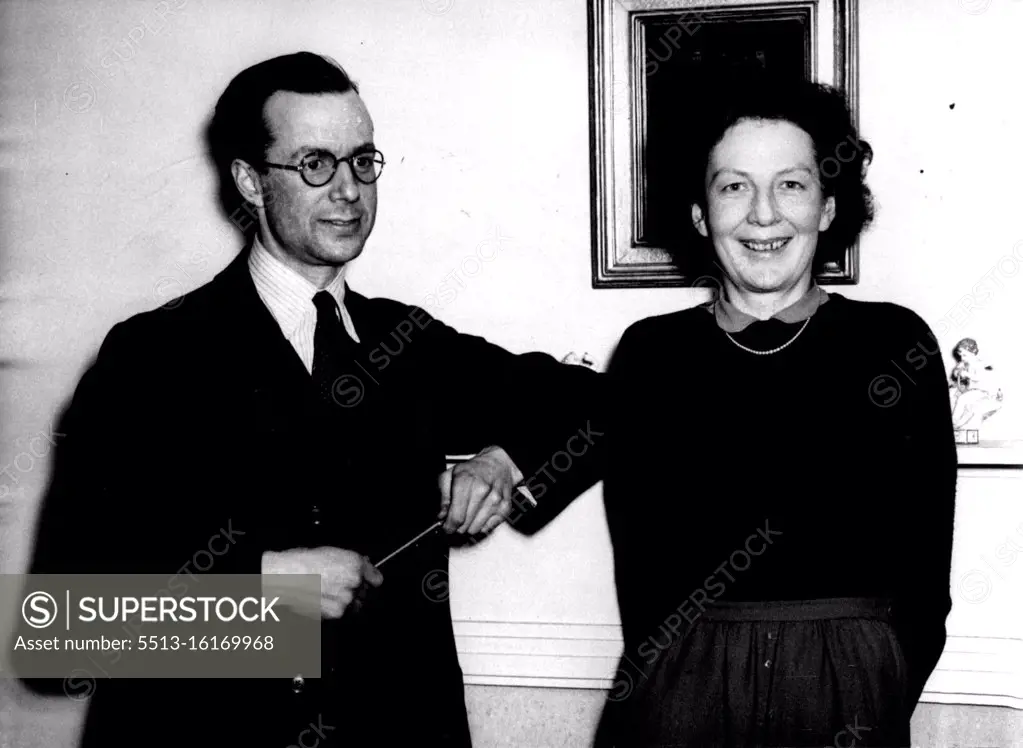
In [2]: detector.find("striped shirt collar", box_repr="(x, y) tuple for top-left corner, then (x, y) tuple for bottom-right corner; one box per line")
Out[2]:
(707, 283), (829, 333)
(247, 235), (353, 341)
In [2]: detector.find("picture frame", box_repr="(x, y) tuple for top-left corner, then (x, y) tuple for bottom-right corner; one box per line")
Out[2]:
(588, 0), (860, 288)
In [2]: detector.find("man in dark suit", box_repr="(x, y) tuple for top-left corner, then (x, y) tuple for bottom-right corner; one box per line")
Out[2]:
(22, 51), (602, 747)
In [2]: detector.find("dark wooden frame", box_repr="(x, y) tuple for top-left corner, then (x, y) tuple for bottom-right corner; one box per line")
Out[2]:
(589, 0), (860, 288)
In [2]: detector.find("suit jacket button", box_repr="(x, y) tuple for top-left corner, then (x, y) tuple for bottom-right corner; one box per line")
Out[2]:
(311, 505), (321, 527)
(291, 675), (305, 693)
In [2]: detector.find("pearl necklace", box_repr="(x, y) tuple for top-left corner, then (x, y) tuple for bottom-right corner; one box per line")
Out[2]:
(724, 317), (811, 356)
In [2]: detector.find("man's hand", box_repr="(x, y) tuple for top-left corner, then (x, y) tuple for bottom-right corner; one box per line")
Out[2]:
(437, 445), (524, 536)
(261, 547), (383, 619)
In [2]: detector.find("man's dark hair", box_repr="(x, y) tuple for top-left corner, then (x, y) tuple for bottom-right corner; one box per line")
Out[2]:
(676, 76), (875, 279)
(204, 51), (359, 235)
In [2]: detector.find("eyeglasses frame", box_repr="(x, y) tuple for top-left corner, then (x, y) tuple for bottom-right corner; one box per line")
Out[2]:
(262, 149), (386, 187)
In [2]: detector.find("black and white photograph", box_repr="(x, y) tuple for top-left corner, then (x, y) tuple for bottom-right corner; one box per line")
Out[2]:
(0, 0), (1021, 746)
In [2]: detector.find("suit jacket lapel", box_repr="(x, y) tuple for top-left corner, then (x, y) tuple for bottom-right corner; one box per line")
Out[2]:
(206, 248), (315, 435)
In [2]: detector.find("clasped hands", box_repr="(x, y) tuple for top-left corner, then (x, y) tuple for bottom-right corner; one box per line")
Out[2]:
(261, 446), (523, 619)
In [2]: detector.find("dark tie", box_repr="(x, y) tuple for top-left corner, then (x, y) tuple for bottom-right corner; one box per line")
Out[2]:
(311, 290), (358, 408)
(309, 291), (361, 686)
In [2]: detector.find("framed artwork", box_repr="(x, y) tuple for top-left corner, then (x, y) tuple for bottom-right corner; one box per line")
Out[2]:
(588, 0), (860, 288)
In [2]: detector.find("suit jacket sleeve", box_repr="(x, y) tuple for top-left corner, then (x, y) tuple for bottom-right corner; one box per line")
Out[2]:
(413, 306), (607, 534)
(28, 320), (263, 577)
(19, 323), (137, 694)
(20, 320), (265, 694)
(27, 321), (143, 577)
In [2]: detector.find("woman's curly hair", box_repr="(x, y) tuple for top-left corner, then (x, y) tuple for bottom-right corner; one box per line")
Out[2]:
(675, 76), (875, 278)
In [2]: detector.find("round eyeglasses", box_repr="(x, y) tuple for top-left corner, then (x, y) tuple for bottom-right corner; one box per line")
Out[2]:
(263, 149), (385, 187)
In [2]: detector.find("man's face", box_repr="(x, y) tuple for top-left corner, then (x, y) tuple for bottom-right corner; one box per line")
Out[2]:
(252, 91), (377, 279)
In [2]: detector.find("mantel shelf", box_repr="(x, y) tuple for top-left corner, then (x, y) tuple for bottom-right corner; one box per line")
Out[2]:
(957, 440), (1023, 467)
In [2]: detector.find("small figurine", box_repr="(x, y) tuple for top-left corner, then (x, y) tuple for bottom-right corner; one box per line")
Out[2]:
(948, 338), (1003, 438)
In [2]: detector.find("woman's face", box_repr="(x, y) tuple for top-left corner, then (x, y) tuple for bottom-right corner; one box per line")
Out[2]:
(692, 118), (836, 296)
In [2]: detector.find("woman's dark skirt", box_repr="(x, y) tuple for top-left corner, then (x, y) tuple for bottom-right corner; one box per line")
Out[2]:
(595, 598), (911, 748)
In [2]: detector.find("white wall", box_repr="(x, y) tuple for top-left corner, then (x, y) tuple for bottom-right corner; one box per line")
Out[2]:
(1, 0), (1022, 744)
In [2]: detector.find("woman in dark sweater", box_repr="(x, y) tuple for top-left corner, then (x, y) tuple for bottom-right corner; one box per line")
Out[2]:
(596, 80), (957, 747)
